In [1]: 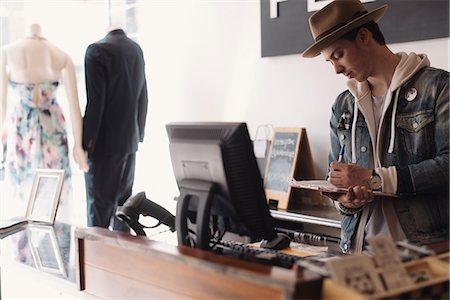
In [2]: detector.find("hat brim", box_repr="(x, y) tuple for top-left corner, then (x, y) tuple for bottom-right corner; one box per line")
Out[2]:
(302, 5), (388, 58)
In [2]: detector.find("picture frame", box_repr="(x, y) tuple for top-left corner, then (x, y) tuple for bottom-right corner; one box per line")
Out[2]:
(27, 224), (67, 278)
(26, 169), (65, 224)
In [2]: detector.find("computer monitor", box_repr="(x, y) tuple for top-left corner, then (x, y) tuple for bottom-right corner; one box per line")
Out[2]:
(166, 122), (290, 250)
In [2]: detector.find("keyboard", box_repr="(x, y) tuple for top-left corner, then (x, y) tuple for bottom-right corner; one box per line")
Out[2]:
(212, 239), (300, 269)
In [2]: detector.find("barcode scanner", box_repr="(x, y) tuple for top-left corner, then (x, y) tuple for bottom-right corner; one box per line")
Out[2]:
(116, 192), (176, 236)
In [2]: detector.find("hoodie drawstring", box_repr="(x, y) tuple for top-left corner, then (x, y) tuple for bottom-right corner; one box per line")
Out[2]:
(351, 101), (358, 163)
(388, 89), (400, 154)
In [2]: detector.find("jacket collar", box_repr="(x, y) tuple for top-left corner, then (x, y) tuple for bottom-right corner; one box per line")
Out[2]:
(106, 29), (126, 37)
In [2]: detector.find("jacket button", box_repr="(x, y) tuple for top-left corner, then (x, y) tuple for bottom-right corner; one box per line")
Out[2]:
(340, 134), (345, 141)
(360, 146), (367, 152)
(413, 122), (419, 129)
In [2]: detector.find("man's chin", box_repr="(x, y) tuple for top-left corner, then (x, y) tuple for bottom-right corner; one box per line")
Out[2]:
(353, 76), (366, 83)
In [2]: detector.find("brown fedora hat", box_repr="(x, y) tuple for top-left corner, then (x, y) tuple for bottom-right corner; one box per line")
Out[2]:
(302, 0), (387, 58)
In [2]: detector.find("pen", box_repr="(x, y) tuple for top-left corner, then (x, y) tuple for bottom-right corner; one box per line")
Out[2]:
(338, 144), (345, 162)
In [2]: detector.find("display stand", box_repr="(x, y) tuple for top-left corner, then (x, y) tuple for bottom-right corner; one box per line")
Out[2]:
(175, 179), (217, 250)
(264, 127), (323, 210)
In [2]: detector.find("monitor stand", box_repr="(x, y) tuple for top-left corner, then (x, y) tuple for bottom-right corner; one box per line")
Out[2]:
(176, 179), (217, 250)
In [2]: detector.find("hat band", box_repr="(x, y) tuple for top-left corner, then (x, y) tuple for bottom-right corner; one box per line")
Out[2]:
(314, 10), (367, 42)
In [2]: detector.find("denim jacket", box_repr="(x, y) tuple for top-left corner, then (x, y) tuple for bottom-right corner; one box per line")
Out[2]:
(328, 64), (449, 253)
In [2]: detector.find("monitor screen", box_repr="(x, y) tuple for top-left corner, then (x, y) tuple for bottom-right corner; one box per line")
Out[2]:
(167, 122), (290, 250)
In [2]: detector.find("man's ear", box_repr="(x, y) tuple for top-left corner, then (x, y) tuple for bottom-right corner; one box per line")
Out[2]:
(357, 27), (371, 45)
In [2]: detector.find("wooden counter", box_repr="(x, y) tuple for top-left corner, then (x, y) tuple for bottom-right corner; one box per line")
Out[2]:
(75, 227), (323, 299)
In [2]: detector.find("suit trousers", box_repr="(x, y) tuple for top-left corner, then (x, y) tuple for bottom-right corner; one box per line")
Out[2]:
(84, 152), (136, 232)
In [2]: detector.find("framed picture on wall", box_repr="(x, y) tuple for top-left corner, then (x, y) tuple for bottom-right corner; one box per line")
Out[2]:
(26, 169), (65, 224)
(27, 224), (67, 278)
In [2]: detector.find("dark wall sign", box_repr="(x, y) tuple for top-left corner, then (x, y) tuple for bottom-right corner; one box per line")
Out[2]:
(261, 0), (449, 57)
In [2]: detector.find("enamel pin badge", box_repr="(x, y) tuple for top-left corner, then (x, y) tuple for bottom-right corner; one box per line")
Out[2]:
(405, 88), (417, 101)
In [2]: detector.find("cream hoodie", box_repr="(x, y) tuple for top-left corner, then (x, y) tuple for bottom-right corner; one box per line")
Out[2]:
(345, 52), (430, 194)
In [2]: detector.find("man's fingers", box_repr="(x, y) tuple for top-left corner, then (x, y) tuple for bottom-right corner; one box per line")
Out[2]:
(339, 185), (375, 209)
(347, 186), (355, 201)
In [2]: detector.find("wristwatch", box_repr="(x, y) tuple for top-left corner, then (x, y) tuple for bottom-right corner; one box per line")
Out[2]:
(368, 170), (382, 191)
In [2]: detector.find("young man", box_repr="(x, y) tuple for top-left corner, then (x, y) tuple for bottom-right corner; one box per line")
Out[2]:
(302, 0), (449, 253)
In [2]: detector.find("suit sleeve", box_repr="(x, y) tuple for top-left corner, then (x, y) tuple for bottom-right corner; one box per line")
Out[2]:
(83, 44), (106, 155)
(138, 73), (149, 142)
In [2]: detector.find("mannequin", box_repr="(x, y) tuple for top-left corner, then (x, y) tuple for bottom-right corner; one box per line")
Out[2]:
(1, 24), (88, 191)
(83, 25), (148, 231)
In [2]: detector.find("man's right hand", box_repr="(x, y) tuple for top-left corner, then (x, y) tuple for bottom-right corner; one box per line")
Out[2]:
(328, 161), (372, 188)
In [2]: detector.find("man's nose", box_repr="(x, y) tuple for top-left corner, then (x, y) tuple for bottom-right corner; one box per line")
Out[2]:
(334, 64), (344, 75)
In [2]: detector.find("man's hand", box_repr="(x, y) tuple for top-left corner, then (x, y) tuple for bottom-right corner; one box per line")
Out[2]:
(322, 185), (374, 209)
(328, 161), (372, 188)
(325, 162), (375, 209)
(342, 185), (374, 208)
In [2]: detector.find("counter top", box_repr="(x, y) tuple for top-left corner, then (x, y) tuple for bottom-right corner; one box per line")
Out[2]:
(1, 222), (82, 299)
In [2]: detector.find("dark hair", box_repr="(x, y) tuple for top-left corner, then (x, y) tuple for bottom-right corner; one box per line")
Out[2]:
(342, 21), (386, 45)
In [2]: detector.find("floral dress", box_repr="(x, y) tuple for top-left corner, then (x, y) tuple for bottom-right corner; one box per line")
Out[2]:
(6, 80), (71, 184)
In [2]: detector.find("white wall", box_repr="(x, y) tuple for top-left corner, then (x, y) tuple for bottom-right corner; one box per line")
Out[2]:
(133, 1), (449, 213)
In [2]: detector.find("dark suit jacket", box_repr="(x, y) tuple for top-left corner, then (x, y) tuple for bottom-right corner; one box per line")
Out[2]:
(83, 29), (148, 157)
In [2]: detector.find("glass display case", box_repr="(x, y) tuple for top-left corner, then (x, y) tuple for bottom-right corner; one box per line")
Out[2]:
(0, 222), (82, 298)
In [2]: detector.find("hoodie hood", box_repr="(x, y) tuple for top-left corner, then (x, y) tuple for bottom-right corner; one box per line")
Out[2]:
(390, 52), (430, 91)
(346, 52), (430, 99)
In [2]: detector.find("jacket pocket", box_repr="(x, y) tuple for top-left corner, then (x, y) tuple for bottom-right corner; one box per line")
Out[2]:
(397, 110), (434, 161)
